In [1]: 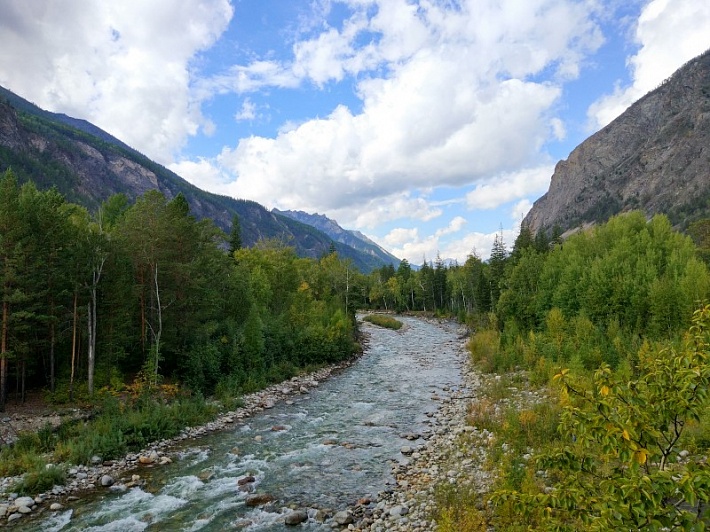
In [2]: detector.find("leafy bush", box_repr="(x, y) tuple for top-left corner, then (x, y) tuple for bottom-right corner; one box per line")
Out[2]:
(491, 305), (710, 530)
(11, 463), (66, 495)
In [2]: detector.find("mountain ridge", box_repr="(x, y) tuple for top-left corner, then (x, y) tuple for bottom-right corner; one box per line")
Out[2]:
(0, 86), (391, 272)
(524, 48), (710, 235)
(273, 209), (401, 268)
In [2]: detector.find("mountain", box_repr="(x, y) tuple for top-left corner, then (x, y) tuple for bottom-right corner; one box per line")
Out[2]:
(524, 48), (710, 235)
(0, 86), (385, 272)
(273, 209), (401, 269)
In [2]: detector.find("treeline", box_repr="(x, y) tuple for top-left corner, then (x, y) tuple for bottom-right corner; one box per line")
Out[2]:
(0, 169), (359, 411)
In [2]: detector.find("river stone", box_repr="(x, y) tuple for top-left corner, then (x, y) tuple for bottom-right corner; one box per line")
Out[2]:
(400, 446), (413, 455)
(100, 475), (115, 487)
(333, 510), (353, 525)
(17, 505), (32, 514)
(245, 494), (274, 507)
(284, 509), (308, 525)
(7, 512), (23, 522)
(237, 475), (256, 486)
(50, 503), (64, 511)
(14, 497), (33, 508)
(0, 505), (7, 518)
(389, 505), (409, 517)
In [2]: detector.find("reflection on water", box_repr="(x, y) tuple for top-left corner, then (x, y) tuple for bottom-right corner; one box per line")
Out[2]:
(35, 316), (464, 531)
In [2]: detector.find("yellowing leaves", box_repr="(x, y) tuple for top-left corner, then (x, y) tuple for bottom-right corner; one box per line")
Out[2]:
(634, 449), (649, 465)
(600, 385), (610, 397)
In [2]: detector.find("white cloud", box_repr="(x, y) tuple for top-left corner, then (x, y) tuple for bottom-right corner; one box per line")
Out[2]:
(381, 225), (519, 264)
(440, 228), (518, 263)
(465, 165), (554, 210)
(0, 0), (233, 164)
(235, 99), (255, 121)
(511, 199), (534, 225)
(197, 0), (602, 216)
(588, 0), (710, 129)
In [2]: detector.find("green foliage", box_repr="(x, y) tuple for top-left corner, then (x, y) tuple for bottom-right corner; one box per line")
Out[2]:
(363, 314), (403, 330)
(11, 463), (67, 495)
(491, 305), (710, 531)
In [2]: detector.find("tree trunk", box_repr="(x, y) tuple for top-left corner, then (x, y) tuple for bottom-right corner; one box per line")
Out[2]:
(69, 290), (77, 402)
(49, 318), (55, 393)
(152, 263), (162, 386)
(87, 303), (94, 396)
(0, 299), (8, 412)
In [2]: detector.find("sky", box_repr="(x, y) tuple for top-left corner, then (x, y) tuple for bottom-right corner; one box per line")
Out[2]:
(1, 0), (709, 264)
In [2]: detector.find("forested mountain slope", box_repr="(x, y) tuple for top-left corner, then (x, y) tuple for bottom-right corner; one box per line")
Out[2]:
(524, 48), (710, 235)
(0, 86), (385, 272)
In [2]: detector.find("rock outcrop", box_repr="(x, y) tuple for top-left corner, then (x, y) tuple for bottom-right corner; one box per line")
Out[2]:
(525, 48), (710, 235)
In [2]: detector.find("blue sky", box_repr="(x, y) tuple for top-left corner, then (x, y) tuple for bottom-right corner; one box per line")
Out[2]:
(1, 0), (709, 263)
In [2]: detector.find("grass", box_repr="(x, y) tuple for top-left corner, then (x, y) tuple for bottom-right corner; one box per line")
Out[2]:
(363, 314), (403, 330)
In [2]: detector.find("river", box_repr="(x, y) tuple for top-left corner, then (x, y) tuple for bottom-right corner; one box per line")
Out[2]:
(37, 316), (466, 531)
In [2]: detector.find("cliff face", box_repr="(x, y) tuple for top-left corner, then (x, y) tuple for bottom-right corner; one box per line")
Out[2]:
(524, 49), (710, 234)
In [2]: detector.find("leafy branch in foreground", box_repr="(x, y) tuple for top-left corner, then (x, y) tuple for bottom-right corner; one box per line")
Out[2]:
(492, 305), (710, 531)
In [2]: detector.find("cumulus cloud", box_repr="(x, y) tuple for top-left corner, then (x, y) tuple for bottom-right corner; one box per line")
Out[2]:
(188, 0), (603, 213)
(0, 0), (233, 163)
(380, 225), (518, 264)
(588, 0), (710, 129)
(465, 165), (554, 210)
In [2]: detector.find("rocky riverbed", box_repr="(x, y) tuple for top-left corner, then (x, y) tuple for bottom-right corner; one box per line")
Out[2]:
(0, 317), (503, 530)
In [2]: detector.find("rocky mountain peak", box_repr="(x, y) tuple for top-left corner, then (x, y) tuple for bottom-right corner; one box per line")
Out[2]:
(524, 48), (710, 235)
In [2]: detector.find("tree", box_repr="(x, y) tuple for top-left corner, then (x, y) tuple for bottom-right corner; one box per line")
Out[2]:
(510, 223), (534, 264)
(493, 305), (710, 530)
(488, 230), (508, 309)
(0, 170), (25, 410)
(229, 213), (243, 255)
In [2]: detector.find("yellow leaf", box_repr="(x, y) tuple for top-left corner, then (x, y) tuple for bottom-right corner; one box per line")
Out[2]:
(600, 385), (610, 396)
(622, 429), (630, 441)
(634, 449), (648, 465)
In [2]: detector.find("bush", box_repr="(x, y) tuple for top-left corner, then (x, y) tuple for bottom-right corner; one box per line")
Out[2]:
(11, 463), (66, 495)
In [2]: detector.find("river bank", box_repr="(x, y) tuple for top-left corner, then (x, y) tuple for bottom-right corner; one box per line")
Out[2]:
(0, 316), (497, 530)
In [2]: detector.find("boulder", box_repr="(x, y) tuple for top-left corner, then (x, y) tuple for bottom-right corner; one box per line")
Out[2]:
(13, 497), (33, 508)
(245, 494), (274, 507)
(333, 510), (353, 525)
(100, 475), (115, 487)
(237, 475), (256, 486)
(284, 509), (308, 525)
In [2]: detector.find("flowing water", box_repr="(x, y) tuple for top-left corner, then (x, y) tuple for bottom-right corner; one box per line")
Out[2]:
(37, 316), (465, 531)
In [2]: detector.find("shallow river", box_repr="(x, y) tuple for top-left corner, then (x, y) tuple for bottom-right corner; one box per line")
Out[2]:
(39, 316), (465, 531)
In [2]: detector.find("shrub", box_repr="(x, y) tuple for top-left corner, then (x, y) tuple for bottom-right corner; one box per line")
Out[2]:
(11, 463), (66, 495)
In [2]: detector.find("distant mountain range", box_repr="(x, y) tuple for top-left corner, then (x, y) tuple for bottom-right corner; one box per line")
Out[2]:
(525, 48), (710, 235)
(273, 209), (400, 269)
(0, 85), (398, 272)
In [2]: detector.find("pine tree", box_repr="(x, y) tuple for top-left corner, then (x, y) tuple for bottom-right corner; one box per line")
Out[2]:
(229, 214), (243, 255)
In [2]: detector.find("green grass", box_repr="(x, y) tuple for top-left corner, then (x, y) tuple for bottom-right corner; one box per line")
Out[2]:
(363, 314), (403, 330)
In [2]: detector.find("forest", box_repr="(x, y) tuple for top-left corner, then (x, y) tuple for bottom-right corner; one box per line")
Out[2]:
(4, 167), (710, 529)
(439, 211), (710, 530)
(0, 166), (521, 411)
(0, 168), (361, 411)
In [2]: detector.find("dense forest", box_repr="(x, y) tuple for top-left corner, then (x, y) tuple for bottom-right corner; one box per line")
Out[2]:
(0, 166), (536, 411)
(0, 169), (361, 411)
